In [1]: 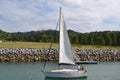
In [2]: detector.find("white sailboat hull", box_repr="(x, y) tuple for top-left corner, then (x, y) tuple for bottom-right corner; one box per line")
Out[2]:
(42, 69), (87, 78)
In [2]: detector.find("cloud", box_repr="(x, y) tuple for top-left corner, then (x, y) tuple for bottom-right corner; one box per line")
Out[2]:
(0, 0), (120, 32)
(60, 0), (83, 6)
(59, 0), (120, 32)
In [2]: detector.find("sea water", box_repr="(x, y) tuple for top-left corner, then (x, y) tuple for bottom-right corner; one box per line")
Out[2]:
(0, 61), (120, 80)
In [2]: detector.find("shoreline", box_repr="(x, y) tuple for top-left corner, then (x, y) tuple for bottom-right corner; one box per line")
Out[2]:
(0, 48), (120, 62)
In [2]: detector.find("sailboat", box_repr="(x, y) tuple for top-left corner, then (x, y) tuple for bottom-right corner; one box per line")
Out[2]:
(41, 8), (87, 78)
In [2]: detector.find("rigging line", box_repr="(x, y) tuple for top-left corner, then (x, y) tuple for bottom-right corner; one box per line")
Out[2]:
(43, 21), (59, 70)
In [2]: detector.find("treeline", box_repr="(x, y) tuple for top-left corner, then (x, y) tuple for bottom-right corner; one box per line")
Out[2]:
(0, 29), (120, 46)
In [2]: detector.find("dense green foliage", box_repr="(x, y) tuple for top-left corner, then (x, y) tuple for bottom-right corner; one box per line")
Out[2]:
(0, 29), (120, 46)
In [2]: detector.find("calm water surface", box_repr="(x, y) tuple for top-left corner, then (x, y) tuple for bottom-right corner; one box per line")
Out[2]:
(0, 61), (120, 80)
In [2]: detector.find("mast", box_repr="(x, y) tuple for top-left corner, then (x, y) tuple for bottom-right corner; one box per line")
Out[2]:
(58, 7), (61, 68)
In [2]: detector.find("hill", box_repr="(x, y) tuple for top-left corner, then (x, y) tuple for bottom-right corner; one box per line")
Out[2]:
(0, 29), (120, 46)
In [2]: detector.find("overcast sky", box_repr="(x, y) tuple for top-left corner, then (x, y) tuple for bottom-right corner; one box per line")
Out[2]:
(0, 0), (120, 33)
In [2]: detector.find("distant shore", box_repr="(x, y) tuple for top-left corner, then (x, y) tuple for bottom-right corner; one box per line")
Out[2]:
(0, 48), (120, 62)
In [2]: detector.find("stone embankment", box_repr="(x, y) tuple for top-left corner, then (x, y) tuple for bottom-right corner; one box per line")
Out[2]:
(0, 48), (120, 62)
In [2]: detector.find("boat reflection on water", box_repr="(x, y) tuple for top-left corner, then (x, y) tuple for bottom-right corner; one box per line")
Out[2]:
(45, 77), (87, 80)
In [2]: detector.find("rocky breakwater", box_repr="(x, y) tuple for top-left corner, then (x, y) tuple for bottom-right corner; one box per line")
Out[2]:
(0, 48), (58, 62)
(75, 49), (120, 62)
(0, 48), (120, 62)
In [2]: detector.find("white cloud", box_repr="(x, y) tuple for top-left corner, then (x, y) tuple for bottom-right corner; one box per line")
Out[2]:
(0, 0), (120, 32)
(63, 0), (82, 5)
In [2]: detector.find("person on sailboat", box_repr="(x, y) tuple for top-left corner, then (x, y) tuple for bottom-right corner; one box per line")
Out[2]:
(78, 65), (87, 72)
(78, 65), (83, 70)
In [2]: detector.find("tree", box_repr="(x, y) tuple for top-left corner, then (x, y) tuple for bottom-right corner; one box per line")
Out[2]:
(78, 33), (82, 45)
(70, 35), (78, 44)
(41, 34), (49, 42)
(96, 36), (105, 46)
(104, 31), (112, 46)
(111, 32), (117, 46)
(87, 33), (94, 45)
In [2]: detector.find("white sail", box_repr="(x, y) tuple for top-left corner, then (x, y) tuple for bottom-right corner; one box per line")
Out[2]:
(59, 8), (75, 65)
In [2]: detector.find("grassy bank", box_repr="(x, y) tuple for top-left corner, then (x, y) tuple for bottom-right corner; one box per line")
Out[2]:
(0, 42), (120, 50)
(0, 42), (58, 48)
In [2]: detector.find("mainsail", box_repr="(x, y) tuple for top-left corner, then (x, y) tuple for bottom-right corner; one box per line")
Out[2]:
(59, 8), (75, 65)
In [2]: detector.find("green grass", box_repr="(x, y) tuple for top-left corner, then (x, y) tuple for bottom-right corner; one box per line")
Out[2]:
(0, 42), (120, 50)
(0, 42), (58, 48)
(73, 45), (120, 50)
